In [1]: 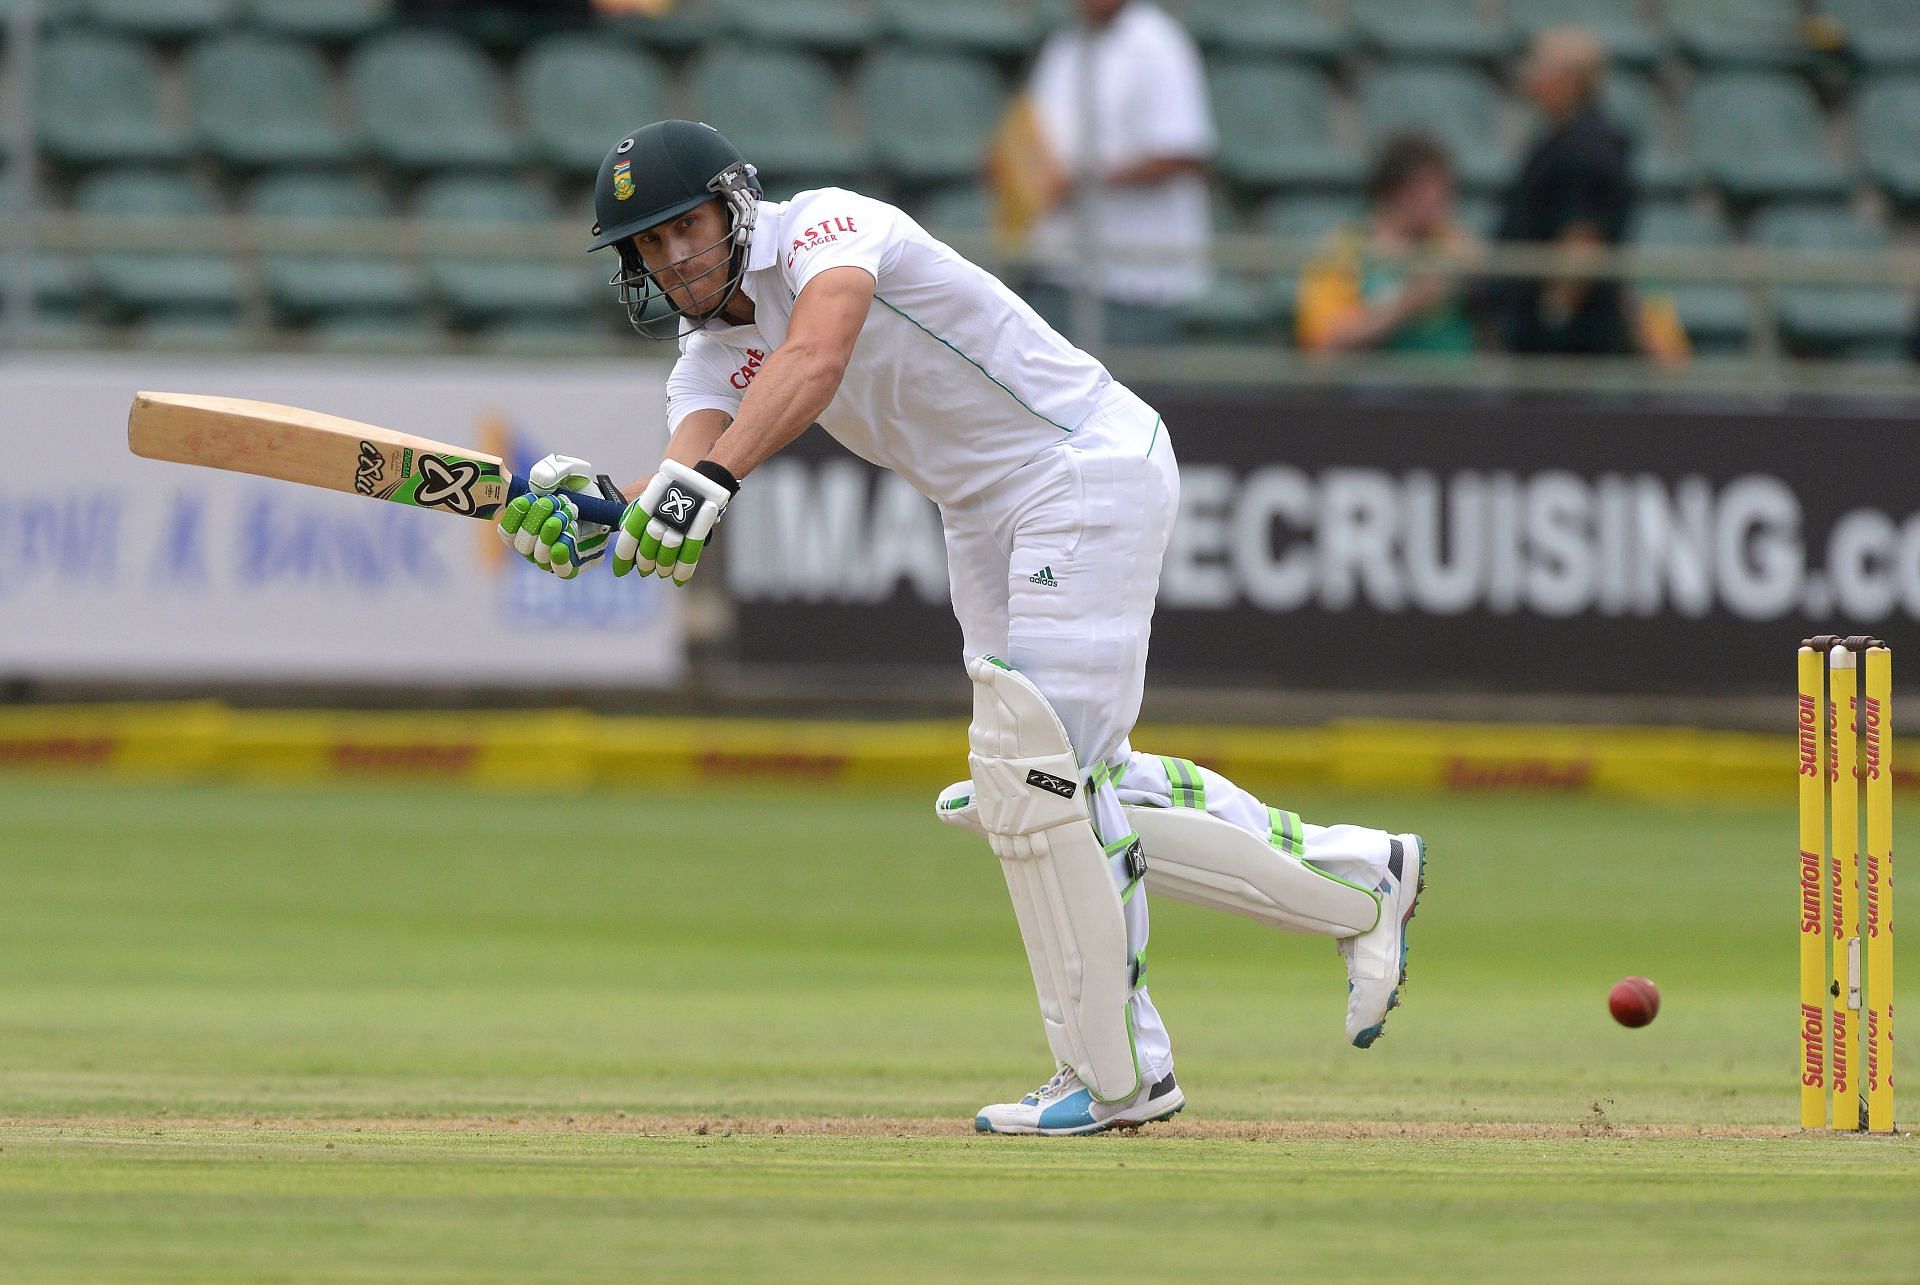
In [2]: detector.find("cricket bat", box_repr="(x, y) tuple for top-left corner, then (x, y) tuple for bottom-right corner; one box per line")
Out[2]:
(127, 391), (630, 528)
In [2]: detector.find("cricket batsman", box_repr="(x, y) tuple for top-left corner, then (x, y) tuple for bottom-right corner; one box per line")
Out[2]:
(497, 120), (1426, 1136)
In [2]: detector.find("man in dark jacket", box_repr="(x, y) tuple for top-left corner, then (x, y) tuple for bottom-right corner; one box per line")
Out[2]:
(1491, 28), (1637, 355)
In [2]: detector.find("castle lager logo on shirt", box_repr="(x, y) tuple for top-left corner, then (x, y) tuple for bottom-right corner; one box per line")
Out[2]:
(613, 160), (634, 201)
(785, 216), (858, 270)
(730, 348), (767, 390)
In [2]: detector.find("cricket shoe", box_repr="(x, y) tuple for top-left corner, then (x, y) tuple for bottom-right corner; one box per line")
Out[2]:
(974, 1064), (1184, 1136)
(1340, 834), (1426, 1049)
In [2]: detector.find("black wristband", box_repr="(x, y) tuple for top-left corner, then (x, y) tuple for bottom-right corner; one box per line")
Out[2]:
(693, 459), (741, 496)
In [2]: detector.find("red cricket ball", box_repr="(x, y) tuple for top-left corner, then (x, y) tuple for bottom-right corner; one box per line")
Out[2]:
(1609, 976), (1660, 1028)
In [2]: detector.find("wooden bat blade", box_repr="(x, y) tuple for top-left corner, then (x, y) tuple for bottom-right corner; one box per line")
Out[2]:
(129, 391), (513, 520)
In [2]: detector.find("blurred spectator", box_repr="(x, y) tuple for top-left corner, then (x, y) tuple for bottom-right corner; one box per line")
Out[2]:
(1489, 28), (1637, 356)
(1012, 0), (1216, 346)
(1296, 133), (1477, 355)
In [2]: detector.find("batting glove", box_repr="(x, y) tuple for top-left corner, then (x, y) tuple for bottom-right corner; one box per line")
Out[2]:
(497, 454), (626, 580)
(612, 459), (738, 585)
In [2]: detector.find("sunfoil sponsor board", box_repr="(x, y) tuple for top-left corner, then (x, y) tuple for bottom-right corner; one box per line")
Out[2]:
(1, 357), (680, 687)
(724, 389), (1920, 695)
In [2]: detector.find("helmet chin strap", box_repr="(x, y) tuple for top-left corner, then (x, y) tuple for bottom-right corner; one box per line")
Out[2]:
(613, 161), (761, 341)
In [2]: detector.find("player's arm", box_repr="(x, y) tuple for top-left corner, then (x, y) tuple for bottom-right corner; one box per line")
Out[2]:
(705, 266), (874, 478)
(612, 266), (876, 584)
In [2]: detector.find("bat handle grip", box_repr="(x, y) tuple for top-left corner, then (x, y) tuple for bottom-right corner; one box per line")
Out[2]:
(504, 474), (631, 529)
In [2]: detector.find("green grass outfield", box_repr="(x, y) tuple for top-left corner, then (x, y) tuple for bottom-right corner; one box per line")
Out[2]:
(1, 777), (1914, 1281)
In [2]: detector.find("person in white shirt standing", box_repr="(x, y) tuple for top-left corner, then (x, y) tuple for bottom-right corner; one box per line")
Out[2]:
(493, 120), (1426, 1136)
(1022, 0), (1216, 347)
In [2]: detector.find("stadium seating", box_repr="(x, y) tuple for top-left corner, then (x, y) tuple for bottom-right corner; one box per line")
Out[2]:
(1260, 193), (1366, 333)
(76, 0), (237, 41)
(414, 176), (591, 327)
(1826, 0), (1920, 70)
(245, 0), (394, 43)
(518, 35), (668, 175)
(861, 50), (1004, 191)
(76, 170), (242, 319)
(909, 184), (991, 241)
(349, 30), (518, 171)
(1751, 204), (1911, 356)
(690, 46), (866, 188)
(1510, 0), (1665, 68)
(35, 30), (189, 164)
(1358, 65), (1510, 191)
(1350, 0), (1510, 63)
(1210, 60), (1360, 194)
(1601, 72), (1693, 195)
(1685, 73), (1851, 200)
(1856, 76), (1920, 204)
(188, 34), (356, 169)
(874, 0), (1039, 59)
(714, 0), (875, 54)
(1631, 202), (1753, 351)
(1667, 0), (1811, 69)
(245, 172), (421, 323)
(1184, 0), (1346, 61)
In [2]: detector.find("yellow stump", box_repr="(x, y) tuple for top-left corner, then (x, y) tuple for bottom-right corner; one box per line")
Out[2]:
(1864, 646), (1895, 1133)
(1829, 644), (1863, 1130)
(1798, 645), (1829, 1128)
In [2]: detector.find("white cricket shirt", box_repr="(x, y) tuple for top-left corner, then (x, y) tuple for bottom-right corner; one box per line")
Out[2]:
(1027, 1), (1216, 306)
(664, 188), (1115, 506)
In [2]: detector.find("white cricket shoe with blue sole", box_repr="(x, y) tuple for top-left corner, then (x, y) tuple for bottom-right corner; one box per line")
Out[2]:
(1342, 834), (1426, 1048)
(975, 1065), (1184, 1136)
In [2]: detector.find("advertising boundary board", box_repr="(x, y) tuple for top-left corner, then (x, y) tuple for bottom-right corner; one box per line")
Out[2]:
(723, 388), (1920, 696)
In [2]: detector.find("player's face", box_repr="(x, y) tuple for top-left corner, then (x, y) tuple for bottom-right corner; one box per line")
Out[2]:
(630, 199), (736, 319)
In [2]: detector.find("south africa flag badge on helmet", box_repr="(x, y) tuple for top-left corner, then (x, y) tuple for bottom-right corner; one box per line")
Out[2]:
(613, 160), (634, 201)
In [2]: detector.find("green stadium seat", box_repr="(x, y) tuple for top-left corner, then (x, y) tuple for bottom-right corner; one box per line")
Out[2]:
(1686, 73), (1850, 200)
(349, 31), (518, 172)
(245, 173), (422, 322)
(519, 36), (667, 176)
(187, 34), (356, 169)
(1667, 0), (1810, 69)
(245, 0), (393, 42)
(714, 0), (876, 53)
(1351, 0), (1510, 62)
(1179, 275), (1274, 344)
(1600, 72), (1692, 195)
(909, 185), (991, 240)
(1751, 204), (1910, 355)
(1359, 66), (1510, 191)
(76, 0), (238, 40)
(129, 309), (253, 352)
(307, 312), (445, 354)
(1512, 0), (1665, 68)
(1211, 60), (1361, 194)
(861, 51), (1005, 190)
(1631, 201), (1752, 350)
(599, 0), (716, 52)
(35, 30), (189, 165)
(874, 0), (1040, 59)
(74, 170), (243, 317)
(1827, 0), (1920, 70)
(414, 177), (592, 327)
(1184, 0), (1346, 61)
(475, 317), (621, 358)
(1857, 76), (1920, 204)
(691, 47), (867, 187)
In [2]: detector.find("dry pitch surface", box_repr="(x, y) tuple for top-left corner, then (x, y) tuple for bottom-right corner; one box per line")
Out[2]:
(1, 779), (1914, 1281)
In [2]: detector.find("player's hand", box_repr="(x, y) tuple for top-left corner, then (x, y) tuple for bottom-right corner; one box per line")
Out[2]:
(497, 454), (623, 580)
(612, 459), (738, 585)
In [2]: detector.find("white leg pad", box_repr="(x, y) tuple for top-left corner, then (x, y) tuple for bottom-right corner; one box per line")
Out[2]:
(1127, 805), (1380, 938)
(966, 655), (1140, 1105)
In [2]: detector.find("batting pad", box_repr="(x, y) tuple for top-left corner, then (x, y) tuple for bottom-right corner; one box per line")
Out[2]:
(966, 655), (1140, 1105)
(1129, 806), (1380, 937)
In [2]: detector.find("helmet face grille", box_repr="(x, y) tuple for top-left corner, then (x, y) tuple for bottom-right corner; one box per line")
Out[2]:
(607, 159), (761, 341)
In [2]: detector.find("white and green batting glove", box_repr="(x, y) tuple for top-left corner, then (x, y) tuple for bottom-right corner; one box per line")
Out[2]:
(496, 454), (626, 580)
(612, 458), (739, 586)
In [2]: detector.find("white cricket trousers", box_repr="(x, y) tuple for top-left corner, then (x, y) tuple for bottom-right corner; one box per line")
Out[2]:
(940, 381), (1394, 1081)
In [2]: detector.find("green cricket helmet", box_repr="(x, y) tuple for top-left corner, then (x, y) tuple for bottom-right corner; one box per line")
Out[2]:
(588, 119), (762, 340)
